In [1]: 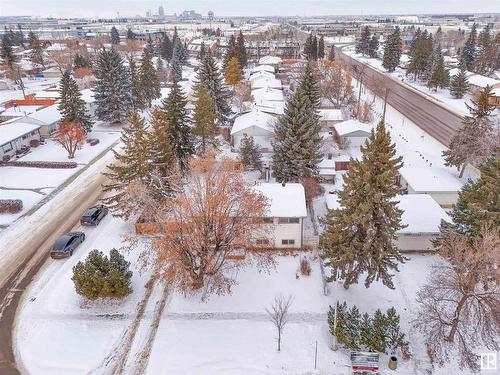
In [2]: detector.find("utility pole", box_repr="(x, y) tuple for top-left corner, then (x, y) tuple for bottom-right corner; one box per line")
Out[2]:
(17, 67), (26, 99)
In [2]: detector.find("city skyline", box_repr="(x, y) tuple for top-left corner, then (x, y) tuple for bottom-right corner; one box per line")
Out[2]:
(1, 0), (499, 18)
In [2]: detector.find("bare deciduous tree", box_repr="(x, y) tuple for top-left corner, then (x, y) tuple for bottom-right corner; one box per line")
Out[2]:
(415, 226), (500, 372)
(231, 82), (253, 113)
(318, 60), (356, 109)
(266, 294), (293, 352)
(149, 158), (274, 298)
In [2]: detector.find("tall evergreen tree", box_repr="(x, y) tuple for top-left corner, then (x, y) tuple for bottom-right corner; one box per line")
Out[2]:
(427, 45), (449, 91)
(139, 48), (161, 107)
(126, 28), (136, 40)
(356, 26), (371, 56)
(129, 58), (145, 110)
(160, 34), (173, 62)
(443, 86), (497, 177)
(298, 62), (321, 111)
(303, 33), (313, 60)
(272, 86), (322, 182)
(146, 34), (155, 55)
(368, 35), (379, 58)
(318, 35), (325, 59)
(198, 41), (206, 61)
(194, 49), (233, 126)
(312, 36), (319, 60)
(460, 23), (477, 71)
(239, 135), (263, 171)
(223, 34), (238, 69)
(449, 63), (469, 98)
(474, 25), (496, 75)
(170, 51), (183, 81)
(320, 121), (405, 289)
(103, 113), (151, 217)
(192, 86), (218, 155)
(224, 56), (243, 86)
(236, 31), (248, 67)
(93, 48), (133, 123)
(382, 27), (402, 72)
(1, 34), (17, 71)
(161, 77), (193, 172)
(328, 44), (336, 61)
(172, 39), (188, 66)
(110, 26), (120, 45)
(407, 29), (433, 80)
(58, 72), (93, 133)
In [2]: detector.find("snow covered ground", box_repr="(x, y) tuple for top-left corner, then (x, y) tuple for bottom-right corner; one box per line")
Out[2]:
(0, 124), (120, 228)
(344, 49), (472, 116)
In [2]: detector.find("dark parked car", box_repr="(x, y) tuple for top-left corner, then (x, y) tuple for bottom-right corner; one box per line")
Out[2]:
(50, 232), (85, 259)
(80, 205), (108, 226)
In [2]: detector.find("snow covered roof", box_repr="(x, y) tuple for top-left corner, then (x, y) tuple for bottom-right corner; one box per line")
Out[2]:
(34, 91), (60, 99)
(251, 77), (283, 90)
(334, 120), (371, 137)
(0, 122), (40, 146)
(26, 104), (62, 125)
(398, 194), (451, 234)
(231, 109), (275, 135)
(256, 101), (285, 115)
(319, 109), (344, 122)
(249, 70), (275, 82)
(252, 87), (284, 103)
(449, 69), (500, 88)
(251, 64), (275, 74)
(492, 87), (500, 97)
(400, 167), (463, 193)
(318, 159), (336, 176)
(258, 56), (283, 65)
(255, 183), (307, 218)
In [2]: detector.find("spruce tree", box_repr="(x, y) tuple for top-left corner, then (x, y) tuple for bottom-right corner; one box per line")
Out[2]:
(318, 35), (325, 59)
(170, 45), (183, 81)
(223, 34), (238, 69)
(356, 26), (370, 56)
(359, 313), (373, 350)
(146, 34), (155, 55)
(450, 63), (469, 98)
(160, 34), (173, 62)
(443, 86), (496, 177)
(407, 29), (433, 80)
(129, 58), (145, 110)
(303, 33), (313, 60)
(369, 309), (388, 353)
(427, 45), (449, 91)
(460, 23), (477, 71)
(224, 56), (243, 86)
(94, 48), (133, 123)
(126, 28), (135, 40)
(320, 121), (405, 289)
(440, 157), (499, 238)
(236, 31), (248, 67)
(192, 86), (218, 155)
(139, 48), (161, 107)
(110, 26), (120, 45)
(161, 77), (193, 172)
(58, 72), (93, 133)
(312, 36), (318, 60)
(198, 41), (206, 61)
(385, 307), (408, 355)
(103, 113), (151, 217)
(368, 35), (379, 58)
(475, 25), (496, 75)
(172, 39), (187, 67)
(272, 86), (322, 182)
(239, 134), (263, 171)
(298, 62), (321, 111)
(382, 27), (402, 73)
(328, 45), (335, 61)
(194, 49), (233, 126)
(345, 305), (362, 349)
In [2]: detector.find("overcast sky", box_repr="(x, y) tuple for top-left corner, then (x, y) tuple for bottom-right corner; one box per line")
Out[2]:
(1, 0), (498, 18)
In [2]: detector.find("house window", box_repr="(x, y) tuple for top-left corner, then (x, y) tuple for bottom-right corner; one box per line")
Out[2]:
(256, 238), (270, 246)
(2, 143), (13, 153)
(262, 217), (273, 224)
(281, 239), (295, 246)
(278, 217), (300, 224)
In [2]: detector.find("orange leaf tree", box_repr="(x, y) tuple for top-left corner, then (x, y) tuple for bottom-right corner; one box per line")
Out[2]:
(151, 158), (274, 297)
(52, 121), (85, 159)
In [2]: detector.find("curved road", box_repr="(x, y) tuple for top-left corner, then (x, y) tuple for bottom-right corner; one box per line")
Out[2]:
(337, 49), (463, 146)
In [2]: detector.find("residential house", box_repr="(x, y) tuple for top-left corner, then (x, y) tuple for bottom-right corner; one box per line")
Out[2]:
(319, 108), (344, 129)
(14, 104), (62, 136)
(230, 109), (275, 152)
(80, 89), (97, 117)
(0, 122), (41, 160)
(258, 55), (283, 69)
(249, 70), (276, 83)
(251, 76), (283, 90)
(333, 119), (371, 148)
(399, 166), (463, 207)
(250, 64), (275, 74)
(254, 183), (307, 249)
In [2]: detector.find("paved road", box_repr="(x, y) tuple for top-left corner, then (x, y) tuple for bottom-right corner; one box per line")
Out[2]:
(0, 148), (114, 374)
(337, 49), (463, 146)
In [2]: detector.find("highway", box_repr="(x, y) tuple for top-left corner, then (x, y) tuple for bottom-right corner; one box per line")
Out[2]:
(337, 49), (464, 146)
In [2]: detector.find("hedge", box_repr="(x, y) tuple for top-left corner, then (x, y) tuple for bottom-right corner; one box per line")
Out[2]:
(0, 199), (23, 214)
(0, 161), (78, 169)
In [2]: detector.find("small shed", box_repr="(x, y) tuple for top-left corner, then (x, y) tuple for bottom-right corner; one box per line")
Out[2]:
(333, 120), (371, 148)
(319, 108), (344, 128)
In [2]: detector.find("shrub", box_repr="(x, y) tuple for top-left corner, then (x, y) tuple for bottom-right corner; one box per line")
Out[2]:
(30, 139), (40, 148)
(300, 258), (312, 276)
(72, 249), (133, 300)
(0, 199), (23, 214)
(327, 302), (409, 355)
(0, 160), (78, 169)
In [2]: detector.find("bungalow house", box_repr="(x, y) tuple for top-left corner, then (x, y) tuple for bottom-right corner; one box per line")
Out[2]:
(230, 109), (275, 152)
(249, 70), (275, 83)
(256, 101), (285, 116)
(254, 183), (307, 249)
(258, 55), (283, 69)
(325, 193), (451, 252)
(251, 87), (285, 104)
(319, 108), (344, 129)
(333, 119), (371, 148)
(14, 104), (62, 136)
(251, 76), (283, 90)
(449, 68), (500, 92)
(399, 166), (463, 207)
(250, 64), (275, 74)
(0, 122), (41, 160)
